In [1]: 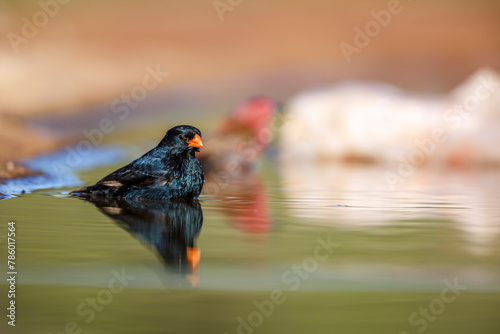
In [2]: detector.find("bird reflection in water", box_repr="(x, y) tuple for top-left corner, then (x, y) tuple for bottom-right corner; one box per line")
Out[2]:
(86, 197), (203, 288)
(204, 176), (272, 235)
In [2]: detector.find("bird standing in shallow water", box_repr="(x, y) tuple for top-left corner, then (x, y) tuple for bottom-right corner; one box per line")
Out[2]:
(71, 125), (204, 200)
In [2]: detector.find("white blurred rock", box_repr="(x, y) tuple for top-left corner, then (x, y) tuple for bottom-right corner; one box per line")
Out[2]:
(278, 69), (500, 254)
(280, 68), (500, 168)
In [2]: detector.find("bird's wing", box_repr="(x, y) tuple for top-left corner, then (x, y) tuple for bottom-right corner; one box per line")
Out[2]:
(96, 157), (168, 187)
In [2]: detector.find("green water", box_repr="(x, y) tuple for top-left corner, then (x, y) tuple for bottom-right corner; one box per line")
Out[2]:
(1, 162), (499, 334)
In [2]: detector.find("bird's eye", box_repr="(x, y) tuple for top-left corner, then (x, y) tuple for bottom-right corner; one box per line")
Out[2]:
(178, 134), (184, 140)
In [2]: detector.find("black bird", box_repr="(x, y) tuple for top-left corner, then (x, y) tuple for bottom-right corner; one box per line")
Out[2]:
(71, 125), (204, 200)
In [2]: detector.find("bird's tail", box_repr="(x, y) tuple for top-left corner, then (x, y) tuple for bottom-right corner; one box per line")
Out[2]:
(70, 187), (89, 197)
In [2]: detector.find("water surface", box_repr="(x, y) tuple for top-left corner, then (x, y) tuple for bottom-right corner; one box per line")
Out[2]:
(1, 160), (499, 334)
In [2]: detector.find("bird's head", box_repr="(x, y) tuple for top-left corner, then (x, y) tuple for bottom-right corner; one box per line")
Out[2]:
(216, 97), (280, 137)
(230, 97), (279, 135)
(160, 125), (203, 154)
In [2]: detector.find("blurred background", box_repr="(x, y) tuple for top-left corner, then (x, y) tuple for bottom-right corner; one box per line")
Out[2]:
(1, 1), (500, 334)
(1, 0), (499, 163)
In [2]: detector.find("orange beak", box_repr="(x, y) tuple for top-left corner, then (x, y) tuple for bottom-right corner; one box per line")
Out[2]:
(188, 134), (203, 148)
(186, 247), (201, 269)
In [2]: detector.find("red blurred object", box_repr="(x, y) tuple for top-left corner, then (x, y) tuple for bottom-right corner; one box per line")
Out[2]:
(198, 96), (279, 174)
(199, 97), (279, 235)
(222, 178), (273, 235)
